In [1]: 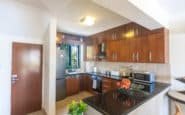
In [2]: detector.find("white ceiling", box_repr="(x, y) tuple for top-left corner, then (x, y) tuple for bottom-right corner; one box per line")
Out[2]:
(156, 0), (185, 33)
(15, 0), (131, 36)
(11, 0), (185, 35)
(56, 0), (131, 36)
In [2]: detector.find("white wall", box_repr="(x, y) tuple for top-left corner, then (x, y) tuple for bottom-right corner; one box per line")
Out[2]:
(0, 1), (50, 115)
(42, 17), (57, 115)
(169, 33), (185, 90)
(0, 1), (49, 39)
(0, 34), (43, 115)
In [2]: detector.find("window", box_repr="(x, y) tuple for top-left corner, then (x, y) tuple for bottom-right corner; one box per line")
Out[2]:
(60, 43), (80, 69)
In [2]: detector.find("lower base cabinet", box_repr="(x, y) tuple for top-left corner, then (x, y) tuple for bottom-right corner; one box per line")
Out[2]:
(66, 75), (92, 97)
(80, 75), (92, 92)
(102, 78), (120, 93)
(66, 76), (80, 96)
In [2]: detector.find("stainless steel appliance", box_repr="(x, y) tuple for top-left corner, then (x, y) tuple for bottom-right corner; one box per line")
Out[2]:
(97, 42), (106, 59)
(56, 47), (67, 101)
(133, 81), (155, 93)
(133, 72), (155, 83)
(92, 75), (102, 93)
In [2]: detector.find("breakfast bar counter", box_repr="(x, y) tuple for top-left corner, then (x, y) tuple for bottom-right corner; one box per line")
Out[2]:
(83, 82), (170, 115)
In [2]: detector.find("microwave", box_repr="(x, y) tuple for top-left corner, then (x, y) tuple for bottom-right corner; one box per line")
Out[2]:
(132, 72), (155, 83)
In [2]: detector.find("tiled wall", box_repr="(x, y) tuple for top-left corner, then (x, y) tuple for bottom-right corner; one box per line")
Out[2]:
(85, 61), (171, 83)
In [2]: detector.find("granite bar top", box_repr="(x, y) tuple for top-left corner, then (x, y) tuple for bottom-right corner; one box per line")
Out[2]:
(83, 82), (170, 115)
(176, 77), (185, 84)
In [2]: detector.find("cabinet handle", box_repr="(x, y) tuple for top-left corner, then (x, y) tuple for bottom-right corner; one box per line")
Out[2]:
(132, 53), (135, 61)
(112, 53), (114, 60)
(149, 51), (152, 62)
(136, 52), (139, 61)
(115, 53), (117, 60)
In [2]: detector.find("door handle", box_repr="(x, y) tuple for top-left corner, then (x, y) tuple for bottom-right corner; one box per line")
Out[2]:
(11, 74), (19, 84)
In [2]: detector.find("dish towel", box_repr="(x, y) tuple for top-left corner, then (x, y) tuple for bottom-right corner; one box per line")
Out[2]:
(93, 79), (97, 89)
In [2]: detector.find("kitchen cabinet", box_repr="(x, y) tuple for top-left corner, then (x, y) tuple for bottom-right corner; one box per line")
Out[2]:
(119, 39), (131, 62)
(102, 78), (119, 93)
(84, 38), (96, 61)
(66, 76), (80, 96)
(84, 22), (169, 63)
(129, 36), (149, 63)
(148, 28), (169, 63)
(106, 40), (121, 61)
(80, 75), (93, 91)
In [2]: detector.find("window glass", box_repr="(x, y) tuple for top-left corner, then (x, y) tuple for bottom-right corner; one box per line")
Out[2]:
(60, 43), (80, 69)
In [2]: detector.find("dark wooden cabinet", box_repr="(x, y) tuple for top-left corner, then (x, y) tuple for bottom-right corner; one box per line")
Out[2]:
(120, 39), (131, 62)
(102, 78), (120, 93)
(66, 76), (80, 96)
(84, 22), (169, 63)
(106, 40), (121, 61)
(84, 38), (95, 61)
(79, 75), (92, 92)
(148, 28), (169, 63)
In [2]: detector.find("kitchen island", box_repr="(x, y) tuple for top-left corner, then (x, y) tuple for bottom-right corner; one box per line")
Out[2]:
(83, 82), (170, 115)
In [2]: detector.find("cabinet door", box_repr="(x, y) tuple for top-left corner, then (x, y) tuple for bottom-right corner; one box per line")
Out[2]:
(66, 77), (79, 96)
(84, 38), (96, 61)
(84, 75), (92, 91)
(106, 40), (121, 61)
(66, 77), (72, 96)
(79, 75), (85, 91)
(148, 33), (165, 63)
(120, 39), (130, 62)
(111, 79), (119, 89)
(137, 36), (149, 62)
(129, 37), (149, 63)
(72, 77), (80, 94)
(102, 78), (112, 93)
(129, 38), (137, 62)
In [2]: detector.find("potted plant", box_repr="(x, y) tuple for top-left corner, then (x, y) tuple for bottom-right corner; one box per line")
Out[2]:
(68, 100), (88, 115)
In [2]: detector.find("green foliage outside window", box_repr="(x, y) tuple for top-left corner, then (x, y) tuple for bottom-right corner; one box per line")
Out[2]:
(60, 43), (80, 69)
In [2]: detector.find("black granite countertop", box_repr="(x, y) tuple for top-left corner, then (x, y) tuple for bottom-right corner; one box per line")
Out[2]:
(83, 82), (170, 115)
(176, 77), (185, 84)
(58, 72), (124, 81)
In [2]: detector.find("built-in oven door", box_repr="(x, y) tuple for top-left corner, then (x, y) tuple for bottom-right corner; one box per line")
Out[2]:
(96, 77), (102, 93)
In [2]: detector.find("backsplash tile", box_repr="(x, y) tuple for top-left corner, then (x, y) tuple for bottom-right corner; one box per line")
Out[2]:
(85, 61), (171, 83)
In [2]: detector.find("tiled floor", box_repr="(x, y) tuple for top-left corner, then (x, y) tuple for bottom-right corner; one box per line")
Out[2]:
(56, 91), (93, 115)
(28, 91), (93, 115)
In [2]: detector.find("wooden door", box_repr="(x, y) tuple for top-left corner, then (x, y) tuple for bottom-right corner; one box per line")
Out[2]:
(11, 43), (42, 115)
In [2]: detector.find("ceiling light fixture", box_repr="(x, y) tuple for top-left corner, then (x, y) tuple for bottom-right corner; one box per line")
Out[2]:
(80, 16), (95, 26)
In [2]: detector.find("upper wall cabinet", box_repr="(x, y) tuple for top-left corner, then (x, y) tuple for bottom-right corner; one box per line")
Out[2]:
(84, 38), (95, 61)
(84, 22), (169, 63)
(148, 28), (169, 63)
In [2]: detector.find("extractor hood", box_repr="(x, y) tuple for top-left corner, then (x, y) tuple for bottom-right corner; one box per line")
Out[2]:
(97, 42), (106, 59)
